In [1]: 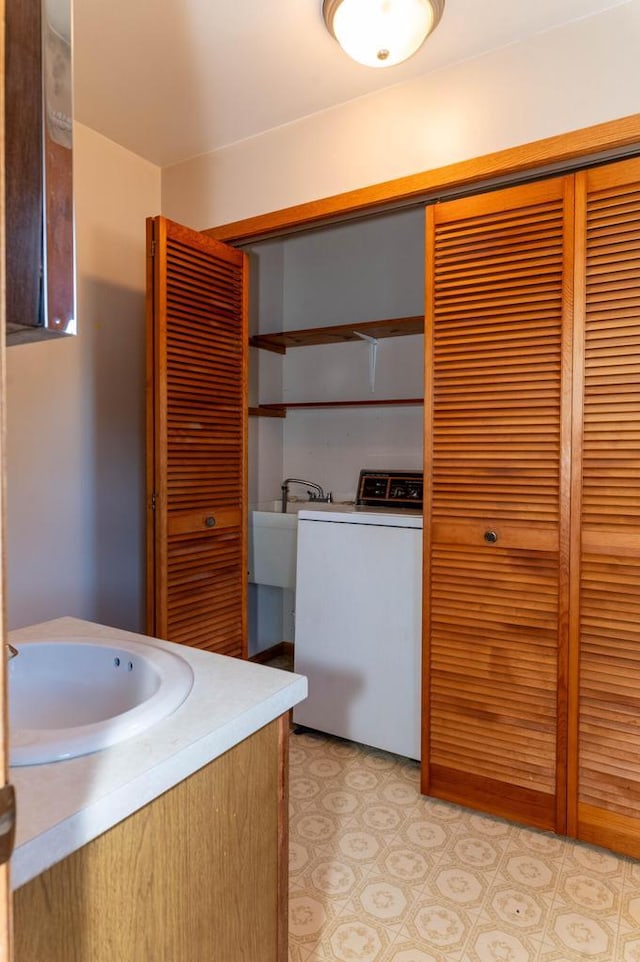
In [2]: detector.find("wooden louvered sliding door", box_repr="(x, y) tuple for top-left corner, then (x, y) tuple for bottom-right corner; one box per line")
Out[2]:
(146, 217), (248, 656)
(569, 157), (640, 857)
(423, 178), (573, 832)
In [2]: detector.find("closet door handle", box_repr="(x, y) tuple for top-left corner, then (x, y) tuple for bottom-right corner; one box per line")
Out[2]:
(484, 530), (498, 544)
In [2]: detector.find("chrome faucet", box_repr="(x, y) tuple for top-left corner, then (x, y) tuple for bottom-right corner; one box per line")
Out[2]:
(281, 478), (333, 512)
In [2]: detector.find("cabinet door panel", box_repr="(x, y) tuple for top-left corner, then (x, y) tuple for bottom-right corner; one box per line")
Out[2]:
(147, 217), (248, 656)
(423, 178), (573, 832)
(571, 159), (640, 856)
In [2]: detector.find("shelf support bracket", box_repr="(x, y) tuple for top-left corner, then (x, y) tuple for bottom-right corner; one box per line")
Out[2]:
(354, 331), (379, 392)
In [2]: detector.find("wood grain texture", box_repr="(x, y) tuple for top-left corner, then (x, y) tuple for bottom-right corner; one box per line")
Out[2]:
(250, 316), (423, 353)
(567, 173), (587, 839)
(145, 217), (157, 635)
(422, 177), (573, 832)
(421, 207), (436, 787)
(250, 641), (294, 664)
(572, 157), (640, 856)
(205, 115), (640, 245)
(250, 405), (288, 418)
(147, 217), (247, 656)
(578, 803), (640, 861)
(430, 766), (556, 831)
(251, 399), (423, 416)
(14, 721), (283, 962)
(277, 714), (289, 962)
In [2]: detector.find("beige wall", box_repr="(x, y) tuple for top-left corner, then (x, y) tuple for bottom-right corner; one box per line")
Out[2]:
(5, 124), (160, 630)
(162, 1), (640, 228)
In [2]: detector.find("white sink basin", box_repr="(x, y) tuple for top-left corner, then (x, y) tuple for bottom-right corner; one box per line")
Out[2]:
(248, 501), (354, 589)
(249, 510), (299, 589)
(9, 635), (194, 766)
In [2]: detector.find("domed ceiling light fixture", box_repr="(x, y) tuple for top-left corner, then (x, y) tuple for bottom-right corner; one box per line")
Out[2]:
(322, 0), (445, 69)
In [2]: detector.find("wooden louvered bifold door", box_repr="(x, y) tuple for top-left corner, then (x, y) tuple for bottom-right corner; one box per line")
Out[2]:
(146, 217), (247, 656)
(423, 178), (573, 832)
(570, 157), (640, 857)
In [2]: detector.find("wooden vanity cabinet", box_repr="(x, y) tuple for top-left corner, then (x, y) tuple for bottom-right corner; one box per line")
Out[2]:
(422, 154), (640, 858)
(14, 716), (288, 962)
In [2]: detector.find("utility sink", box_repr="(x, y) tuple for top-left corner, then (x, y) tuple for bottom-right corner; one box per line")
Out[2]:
(249, 509), (299, 589)
(249, 501), (352, 589)
(9, 635), (194, 766)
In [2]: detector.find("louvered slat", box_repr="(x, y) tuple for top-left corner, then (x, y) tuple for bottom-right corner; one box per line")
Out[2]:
(147, 217), (247, 656)
(574, 159), (640, 857)
(423, 179), (571, 832)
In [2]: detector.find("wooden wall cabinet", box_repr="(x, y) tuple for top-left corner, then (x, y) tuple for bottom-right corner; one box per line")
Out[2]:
(14, 718), (288, 962)
(5, 0), (76, 344)
(422, 155), (640, 858)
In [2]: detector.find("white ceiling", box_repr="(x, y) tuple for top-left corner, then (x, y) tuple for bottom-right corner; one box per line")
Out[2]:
(73, 0), (629, 168)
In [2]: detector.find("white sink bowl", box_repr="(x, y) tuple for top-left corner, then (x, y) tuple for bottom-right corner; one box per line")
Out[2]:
(249, 510), (299, 589)
(248, 501), (352, 590)
(9, 635), (194, 766)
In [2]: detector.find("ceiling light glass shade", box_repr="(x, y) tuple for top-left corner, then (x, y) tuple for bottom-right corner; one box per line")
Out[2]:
(323, 0), (445, 69)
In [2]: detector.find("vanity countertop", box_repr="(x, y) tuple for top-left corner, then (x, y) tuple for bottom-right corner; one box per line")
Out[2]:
(8, 617), (307, 890)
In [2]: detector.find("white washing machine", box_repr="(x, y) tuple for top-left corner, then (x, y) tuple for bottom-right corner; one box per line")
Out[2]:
(293, 491), (422, 759)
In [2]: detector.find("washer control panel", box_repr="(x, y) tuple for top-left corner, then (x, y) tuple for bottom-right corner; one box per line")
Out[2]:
(356, 470), (423, 510)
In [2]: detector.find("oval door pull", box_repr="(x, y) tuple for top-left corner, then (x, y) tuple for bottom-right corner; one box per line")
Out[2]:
(205, 516), (216, 528)
(484, 530), (498, 544)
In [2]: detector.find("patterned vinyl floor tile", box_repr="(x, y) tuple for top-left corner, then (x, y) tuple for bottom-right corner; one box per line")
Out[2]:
(288, 731), (640, 962)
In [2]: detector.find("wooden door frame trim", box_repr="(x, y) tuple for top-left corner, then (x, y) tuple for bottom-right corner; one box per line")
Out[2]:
(144, 217), (157, 636)
(567, 170), (588, 838)
(204, 113), (640, 245)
